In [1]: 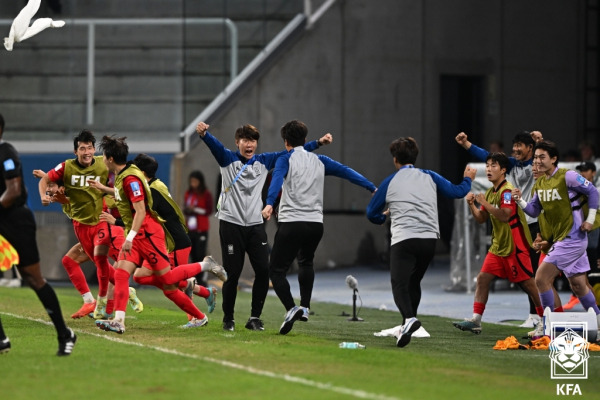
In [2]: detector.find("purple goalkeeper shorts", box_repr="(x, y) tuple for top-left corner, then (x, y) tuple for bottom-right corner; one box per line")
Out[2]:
(544, 237), (590, 278)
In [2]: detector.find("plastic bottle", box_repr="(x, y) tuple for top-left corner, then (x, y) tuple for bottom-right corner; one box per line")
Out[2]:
(339, 342), (366, 349)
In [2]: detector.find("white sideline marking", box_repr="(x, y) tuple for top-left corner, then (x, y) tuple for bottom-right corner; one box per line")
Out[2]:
(1, 312), (400, 400)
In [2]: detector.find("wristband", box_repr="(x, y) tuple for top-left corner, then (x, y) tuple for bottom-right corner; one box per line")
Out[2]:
(586, 208), (597, 225)
(126, 230), (137, 242)
(517, 199), (527, 209)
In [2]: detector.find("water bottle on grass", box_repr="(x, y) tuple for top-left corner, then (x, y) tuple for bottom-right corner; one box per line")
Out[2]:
(339, 342), (366, 349)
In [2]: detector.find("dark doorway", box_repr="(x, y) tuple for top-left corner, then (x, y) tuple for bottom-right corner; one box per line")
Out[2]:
(438, 75), (484, 250)
(440, 75), (484, 182)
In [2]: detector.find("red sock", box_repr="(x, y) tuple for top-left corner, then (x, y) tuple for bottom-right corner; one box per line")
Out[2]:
(554, 306), (564, 312)
(535, 306), (544, 318)
(134, 274), (163, 289)
(62, 255), (90, 295)
(106, 299), (115, 314)
(113, 269), (130, 312)
(197, 285), (210, 298)
(177, 280), (187, 290)
(163, 289), (205, 319)
(94, 254), (110, 297)
(159, 263), (202, 285)
(108, 264), (115, 285)
(473, 301), (485, 316)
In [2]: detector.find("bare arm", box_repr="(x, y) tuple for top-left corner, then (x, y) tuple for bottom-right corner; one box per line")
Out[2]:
(474, 193), (511, 223)
(87, 179), (115, 195)
(466, 192), (488, 224)
(0, 177), (22, 209)
(121, 201), (145, 254)
(37, 174), (53, 206)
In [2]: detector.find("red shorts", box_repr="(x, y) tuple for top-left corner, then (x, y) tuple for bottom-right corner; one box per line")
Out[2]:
(142, 246), (191, 270)
(118, 215), (171, 271)
(481, 249), (534, 283)
(107, 224), (125, 262)
(170, 246), (191, 268)
(73, 220), (113, 260)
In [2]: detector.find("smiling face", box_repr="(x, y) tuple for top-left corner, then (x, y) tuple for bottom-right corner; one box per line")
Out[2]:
(534, 148), (557, 176)
(75, 141), (95, 167)
(236, 137), (257, 160)
(485, 159), (506, 186)
(512, 141), (533, 162)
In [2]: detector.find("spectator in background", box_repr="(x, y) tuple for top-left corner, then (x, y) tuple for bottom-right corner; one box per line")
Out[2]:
(489, 140), (504, 153)
(562, 149), (581, 162)
(579, 141), (597, 162)
(184, 170), (213, 286)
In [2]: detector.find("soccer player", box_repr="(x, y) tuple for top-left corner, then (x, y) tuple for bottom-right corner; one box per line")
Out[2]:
(456, 130), (545, 328)
(262, 120), (376, 335)
(196, 121), (332, 331)
(367, 137), (475, 347)
(452, 152), (542, 334)
(512, 140), (600, 337)
(95, 136), (226, 334)
(38, 130), (117, 320)
(0, 113), (76, 356)
(130, 154), (218, 318)
(34, 169), (143, 319)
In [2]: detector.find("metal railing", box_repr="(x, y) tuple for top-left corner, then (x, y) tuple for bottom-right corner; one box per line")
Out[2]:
(0, 18), (238, 126)
(179, 0), (339, 152)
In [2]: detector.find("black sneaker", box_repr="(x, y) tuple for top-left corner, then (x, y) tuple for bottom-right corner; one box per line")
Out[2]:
(0, 337), (10, 354)
(57, 328), (77, 356)
(245, 317), (264, 331)
(223, 320), (235, 331)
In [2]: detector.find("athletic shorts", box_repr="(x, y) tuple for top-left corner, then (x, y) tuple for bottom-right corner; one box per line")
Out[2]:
(118, 215), (170, 271)
(544, 237), (590, 278)
(107, 224), (125, 262)
(170, 246), (191, 268)
(0, 206), (40, 267)
(481, 249), (533, 283)
(141, 246), (190, 269)
(73, 220), (114, 260)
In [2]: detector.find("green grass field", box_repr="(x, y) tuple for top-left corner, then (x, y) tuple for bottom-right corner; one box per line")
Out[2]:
(0, 285), (598, 400)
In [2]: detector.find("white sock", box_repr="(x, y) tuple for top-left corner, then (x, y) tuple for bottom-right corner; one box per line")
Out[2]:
(82, 292), (94, 303)
(472, 313), (482, 323)
(115, 311), (126, 323)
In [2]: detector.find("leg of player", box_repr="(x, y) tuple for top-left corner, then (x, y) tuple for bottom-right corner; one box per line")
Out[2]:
(453, 271), (495, 334)
(63, 243), (96, 319)
(18, 261), (76, 355)
(96, 261), (136, 334)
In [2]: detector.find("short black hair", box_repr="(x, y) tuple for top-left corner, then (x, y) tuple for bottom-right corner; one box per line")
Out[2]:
(534, 140), (560, 166)
(485, 152), (510, 172)
(512, 131), (535, 147)
(280, 120), (308, 147)
(390, 137), (419, 165)
(73, 129), (96, 151)
(133, 153), (158, 179)
(235, 124), (260, 142)
(99, 135), (128, 165)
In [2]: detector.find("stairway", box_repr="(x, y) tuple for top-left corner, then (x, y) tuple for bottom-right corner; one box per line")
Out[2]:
(0, 0), (301, 149)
